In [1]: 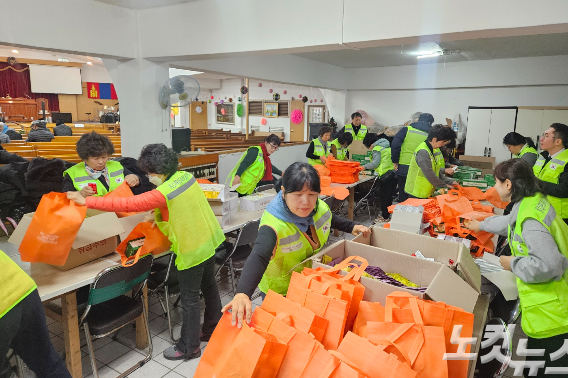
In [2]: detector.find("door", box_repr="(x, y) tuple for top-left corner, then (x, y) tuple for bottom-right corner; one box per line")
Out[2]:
(488, 108), (517, 164)
(464, 108), (491, 156)
(289, 100), (305, 142)
(189, 101), (208, 129)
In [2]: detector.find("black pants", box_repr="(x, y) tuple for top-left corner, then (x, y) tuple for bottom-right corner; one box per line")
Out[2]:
(397, 175), (409, 202)
(0, 290), (71, 378)
(524, 332), (568, 378)
(176, 255), (222, 354)
(378, 176), (397, 218)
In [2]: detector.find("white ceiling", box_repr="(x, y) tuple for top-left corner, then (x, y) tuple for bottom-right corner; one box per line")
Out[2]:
(94, 0), (196, 10)
(0, 45), (103, 66)
(293, 32), (568, 68)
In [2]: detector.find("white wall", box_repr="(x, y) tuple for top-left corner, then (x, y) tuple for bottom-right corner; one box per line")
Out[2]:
(81, 63), (113, 83)
(217, 143), (310, 185)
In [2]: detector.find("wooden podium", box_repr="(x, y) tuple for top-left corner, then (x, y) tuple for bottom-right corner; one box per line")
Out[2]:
(0, 98), (39, 121)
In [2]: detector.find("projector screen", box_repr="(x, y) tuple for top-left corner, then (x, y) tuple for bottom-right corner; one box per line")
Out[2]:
(29, 64), (82, 94)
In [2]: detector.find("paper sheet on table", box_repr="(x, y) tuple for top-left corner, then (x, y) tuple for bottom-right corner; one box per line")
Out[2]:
(480, 253), (519, 301)
(230, 184), (240, 191)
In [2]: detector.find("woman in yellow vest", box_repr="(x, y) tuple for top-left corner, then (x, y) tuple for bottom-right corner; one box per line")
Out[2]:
(405, 125), (457, 199)
(0, 250), (71, 377)
(67, 144), (225, 361)
(228, 134), (282, 196)
(363, 133), (397, 223)
(465, 158), (568, 377)
(329, 132), (353, 161)
(503, 132), (538, 167)
(62, 132), (140, 196)
(306, 126), (333, 166)
(221, 162), (370, 328)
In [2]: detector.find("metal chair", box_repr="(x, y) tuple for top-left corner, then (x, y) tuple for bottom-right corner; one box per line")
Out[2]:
(255, 184), (274, 193)
(147, 253), (180, 342)
(474, 318), (512, 378)
(353, 176), (380, 223)
(80, 254), (154, 378)
(215, 220), (260, 295)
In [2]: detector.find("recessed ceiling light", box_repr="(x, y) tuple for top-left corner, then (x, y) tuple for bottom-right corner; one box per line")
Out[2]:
(87, 62), (93, 65)
(416, 51), (443, 59)
(11, 50), (19, 54)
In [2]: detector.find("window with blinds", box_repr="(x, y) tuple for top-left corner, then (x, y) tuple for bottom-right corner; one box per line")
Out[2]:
(249, 101), (263, 116)
(277, 101), (289, 117)
(246, 100), (289, 117)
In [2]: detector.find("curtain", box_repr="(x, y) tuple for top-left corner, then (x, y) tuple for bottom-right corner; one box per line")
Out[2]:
(0, 62), (60, 112)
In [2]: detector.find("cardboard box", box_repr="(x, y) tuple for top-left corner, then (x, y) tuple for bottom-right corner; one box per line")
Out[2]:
(352, 226), (481, 294)
(314, 240), (479, 312)
(199, 183), (229, 200)
(389, 209), (424, 234)
(117, 212), (151, 242)
(239, 192), (276, 212)
(458, 156), (495, 176)
(347, 140), (369, 158)
(215, 213), (231, 228)
(9, 210), (124, 271)
(208, 192), (238, 215)
(462, 179), (489, 188)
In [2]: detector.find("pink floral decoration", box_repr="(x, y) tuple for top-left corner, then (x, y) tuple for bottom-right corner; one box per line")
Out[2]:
(261, 118), (267, 125)
(290, 109), (303, 124)
(283, 90), (287, 94)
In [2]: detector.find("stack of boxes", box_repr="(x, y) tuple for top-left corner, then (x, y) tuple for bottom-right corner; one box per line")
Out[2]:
(352, 151), (374, 175)
(200, 184), (239, 227)
(453, 166), (494, 189)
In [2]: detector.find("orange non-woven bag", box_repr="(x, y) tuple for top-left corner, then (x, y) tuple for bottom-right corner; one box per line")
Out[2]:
(436, 190), (473, 215)
(455, 185), (486, 201)
(116, 221), (171, 266)
(484, 187), (510, 209)
(103, 182), (139, 218)
(326, 156), (363, 184)
(352, 301), (385, 336)
(19, 192), (87, 265)
(299, 340), (365, 378)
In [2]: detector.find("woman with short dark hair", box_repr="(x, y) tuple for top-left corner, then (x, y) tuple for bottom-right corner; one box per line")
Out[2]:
(465, 158), (568, 377)
(503, 132), (538, 166)
(62, 131), (140, 196)
(228, 134), (283, 196)
(67, 143), (225, 361)
(221, 162), (370, 327)
(306, 126), (333, 166)
(329, 132), (353, 161)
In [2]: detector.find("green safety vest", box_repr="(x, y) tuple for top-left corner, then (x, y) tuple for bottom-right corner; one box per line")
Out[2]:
(405, 141), (445, 199)
(258, 199), (332, 295)
(533, 149), (568, 219)
(64, 160), (125, 196)
(330, 139), (348, 160)
(400, 126), (428, 166)
(308, 138), (330, 166)
(344, 124), (367, 141)
(0, 250), (37, 319)
(372, 145), (395, 176)
(155, 171), (225, 270)
(228, 146), (265, 195)
(508, 194), (568, 338)
(515, 144), (538, 160)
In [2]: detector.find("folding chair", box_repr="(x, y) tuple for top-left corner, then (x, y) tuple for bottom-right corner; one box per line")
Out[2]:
(147, 253), (180, 342)
(474, 318), (512, 378)
(80, 254), (154, 378)
(353, 176), (380, 223)
(215, 220), (260, 295)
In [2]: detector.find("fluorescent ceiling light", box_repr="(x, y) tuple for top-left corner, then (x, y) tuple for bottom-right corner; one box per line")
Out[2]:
(416, 51), (443, 59)
(11, 49), (19, 53)
(87, 62), (93, 65)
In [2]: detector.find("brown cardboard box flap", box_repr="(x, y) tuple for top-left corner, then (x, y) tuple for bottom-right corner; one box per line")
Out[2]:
(73, 212), (124, 249)
(347, 140), (368, 157)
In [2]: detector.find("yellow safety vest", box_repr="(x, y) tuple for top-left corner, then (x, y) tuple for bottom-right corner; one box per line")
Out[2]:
(64, 160), (125, 196)
(344, 124), (368, 141)
(330, 139), (348, 161)
(400, 126), (428, 166)
(227, 146), (265, 195)
(405, 141), (445, 198)
(509, 194), (568, 338)
(533, 149), (568, 219)
(372, 145), (395, 176)
(515, 145), (538, 160)
(0, 250), (37, 319)
(155, 171), (225, 270)
(308, 138), (330, 166)
(258, 199), (332, 295)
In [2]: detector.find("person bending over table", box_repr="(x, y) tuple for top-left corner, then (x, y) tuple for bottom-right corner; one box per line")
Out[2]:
(62, 131), (140, 196)
(503, 131), (538, 167)
(465, 158), (568, 378)
(228, 134), (282, 196)
(306, 126), (332, 166)
(329, 132), (353, 161)
(0, 250), (71, 378)
(404, 124), (457, 199)
(68, 144), (225, 361)
(222, 162), (370, 328)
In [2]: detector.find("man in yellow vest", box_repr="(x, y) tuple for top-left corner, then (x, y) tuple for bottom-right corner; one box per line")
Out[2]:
(533, 123), (568, 224)
(338, 112), (368, 141)
(1, 250), (71, 378)
(405, 124), (457, 199)
(391, 113), (434, 202)
(329, 132), (353, 161)
(306, 126), (333, 166)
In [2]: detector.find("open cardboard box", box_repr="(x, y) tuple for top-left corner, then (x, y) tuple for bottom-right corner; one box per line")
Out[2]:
(347, 140), (368, 158)
(314, 240), (479, 312)
(352, 226), (481, 294)
(459, 155), (495, 176)
(208, 192), (238, 215)
(9, 209), (124, 271)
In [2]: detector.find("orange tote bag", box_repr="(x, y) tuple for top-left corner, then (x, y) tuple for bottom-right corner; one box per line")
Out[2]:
(103, 182), (139, 218)
(115, 221), (171, 266)
(19, 192), (87, 266)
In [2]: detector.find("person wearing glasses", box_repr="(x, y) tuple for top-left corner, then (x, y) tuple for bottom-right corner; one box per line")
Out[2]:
(62, 131), (140, 196)
(228, 134), (283, 196)
(533, 123), (568, 224)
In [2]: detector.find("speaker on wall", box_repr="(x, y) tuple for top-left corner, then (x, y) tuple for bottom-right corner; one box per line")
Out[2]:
(172, 128), (191, 153)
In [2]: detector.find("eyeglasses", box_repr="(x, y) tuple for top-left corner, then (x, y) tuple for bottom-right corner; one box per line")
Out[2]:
(269, 143), (279, 151)
(541, 132), (557, 140)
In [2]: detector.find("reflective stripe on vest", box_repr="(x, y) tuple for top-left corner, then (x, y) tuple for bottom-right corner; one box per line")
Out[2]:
(405, 141), (445, 198)
(344, 124), (368, 141)
(258, 199), (332, 295)
(533, 149), (568, 218)
(227, 146), (265, 195)
(0, 251), (37, 319)
(372, 145), (395, 176)
(400, 126), (428, 166)
(508, 195), (568, 338)
(308, 138), (330, 166)
(330, 139), (348, 160)
(156, 171), (225, 270)
(63, 161), (125, 196)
